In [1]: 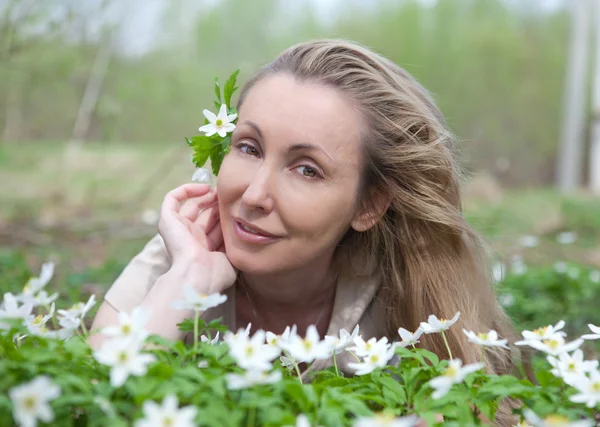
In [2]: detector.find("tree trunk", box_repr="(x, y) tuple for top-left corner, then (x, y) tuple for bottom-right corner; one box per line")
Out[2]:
(589, 0), (600, 193)
(556, 0), (592, 193)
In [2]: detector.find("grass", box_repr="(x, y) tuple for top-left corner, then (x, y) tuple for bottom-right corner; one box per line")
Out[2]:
(1, 140), (600, 302)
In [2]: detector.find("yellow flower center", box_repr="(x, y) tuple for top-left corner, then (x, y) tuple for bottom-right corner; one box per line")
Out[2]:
(567, 362), (576, 371)
(543, 339), (559, 350)
(245, 345), (255, 357)
(369, 355), (380, 364)
(162, 416), (174, 426)
(118, 351), (129, 363)
(544, 414), (569, 425)
(121, 324), (132, 335)
(303, 340), (313, 351)
(23, 284), (32, 293)
(32, 315), (44, 325)
(374, 414), (395, 424)
(440, 319), (447, 324)
(592, 382), (600, 392)
(23, 396), (36, 410)
(216, 119), (223, 126)
(534, 326), (549, 337)
(478, 333), (489, 340)
(444, 365), (459, 378)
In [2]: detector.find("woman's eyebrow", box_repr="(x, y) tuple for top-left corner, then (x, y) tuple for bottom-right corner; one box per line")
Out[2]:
(241, 120), (263, 138)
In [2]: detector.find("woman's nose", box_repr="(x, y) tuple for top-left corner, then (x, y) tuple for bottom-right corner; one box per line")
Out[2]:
(240, 166), (275, 214)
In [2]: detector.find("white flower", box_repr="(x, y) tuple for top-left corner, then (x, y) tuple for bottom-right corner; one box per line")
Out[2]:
(554, 261), (568, 273)
(201, 331), (220, 344)
(9, 376), (61, 427)
(523, 409), (593, 427)
(57, 294), (96, 324)
(556, 231), (577, 245)
(101, 307), (150, 340)
(589, 270), (600, 284)
(266, 325), (297, 350)
(519, 235), (539, 248)
(567, 267), (580, 280)
(547, 350), (598, 380)
(135, 394), (197, 427)
(29, 290), (59, 307)
(499, 294), (515, 308)
(353, 414), (420, 427)
(510, 255), (528, 276)
(197, 360), (209, 368)
(225, 370), (282, 390)
(568, 369), (600, 408)
(348, 337), (395, 375)
(140, 209), (159, 226)
(395, 327), (423, 348)
(462, 329), (509, 349)
(582, 324), (600, 340)
(280, 325), (332, 363)
(224, 329), (280, 371)
(520, 335), (584, 357)
(350, 336), (388, 357)
(419, 312), (460, 334)
(324, 325), (360, 355)
(515, 321), (566, 345)
(428, 359), (484, 399)
(172, 286), (227, 312)
(492, 262), (505, 283)
(23, 304), (56, 338)
(22, 262), (55, 297)
(284, 414), (317, 427)
(191, 168), (212, 184)
(280, 355), (296, 369)
(198, 104), (237, 137)
(0, 292), (34, 329)
(93, 337), (156, 387)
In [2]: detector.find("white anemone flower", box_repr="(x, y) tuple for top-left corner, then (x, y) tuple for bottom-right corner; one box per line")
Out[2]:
(350, 336), (388, 357)
(589, 270), (600, 284)
(28, 290), (59, 307)
(519, 235), (540, 248)
(21, 262), (55, 298)
(419, 312), (461, 334)
(462, 329), (509, 349)
(428, 359), (484, 399)
(348, 337), (396, 375)
(556, 231), (577, 245)
(523, 409), (594, 427)
(0, 292), (34, 329)
(353, 414), (420, 427)
(191, 168), (212, 184)
(225, 369), (282, 390)
(171, 286), (227, 312)
(581, 324), (600, 340)
(57, 294), (96, 325)
(200, 331), (220, 344)
(224, 329), (280, 371)
(9, 375), (61, 427)
(395, 327), (423, 348)
(198, 104), (237, 137)
(521, 336), (584, 357)
(547, 350), (598, 381)
(284, 414), (323, 427)
(515, 321), (567, 345)
(101, 307), (150, 340)
(93, 337), (156, 387)
(135, 394), (197, 427)
(266, 325), (297, 350)
(280, 325), (332, 363)
(568, 370), (600, 408)
(23, 304), (56, 338)
(324, 325), (360, 355)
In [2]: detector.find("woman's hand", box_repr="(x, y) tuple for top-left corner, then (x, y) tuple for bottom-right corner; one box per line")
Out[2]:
(158, 183), (236, 295)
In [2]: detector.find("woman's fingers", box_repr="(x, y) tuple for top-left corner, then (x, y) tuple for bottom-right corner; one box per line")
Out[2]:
(196, 202), (220, 233)
(180, 194), (217, 222)
(206, 221), (224, 252)
(161, 184), (212, 218)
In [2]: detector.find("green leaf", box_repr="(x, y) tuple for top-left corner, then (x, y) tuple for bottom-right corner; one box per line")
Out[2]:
(210, 145), (226, 176)
(188, 135), (214, 168)
(214, 77), (222, 103)
(223, 70), (240, 108)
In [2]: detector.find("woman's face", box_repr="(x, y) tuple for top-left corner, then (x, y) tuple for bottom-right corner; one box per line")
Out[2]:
(217, 74), (365, 275)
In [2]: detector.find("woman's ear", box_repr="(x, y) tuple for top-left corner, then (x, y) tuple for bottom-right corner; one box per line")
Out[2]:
(350, 191), (392, 232)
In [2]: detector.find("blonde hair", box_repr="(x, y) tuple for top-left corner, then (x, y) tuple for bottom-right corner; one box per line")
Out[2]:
(238, 40), (517, 379)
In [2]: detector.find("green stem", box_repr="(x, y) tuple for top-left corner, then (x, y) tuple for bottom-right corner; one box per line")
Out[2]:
(44, 304), (58, 330)
(481, 347), (486, 367)
(333, 353), (340, 377)
(80, 318), (89, 338)
(348, 351), (362, 363)
(411, 343), (416, 351)
(247, 407), (256, 427)
(293, 361), (303, 384)
(441, 331), (453, 360)
(193, 310), (200, 352)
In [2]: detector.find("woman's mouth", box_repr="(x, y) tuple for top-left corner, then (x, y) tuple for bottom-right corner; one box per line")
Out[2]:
(233, 218), (281, 244)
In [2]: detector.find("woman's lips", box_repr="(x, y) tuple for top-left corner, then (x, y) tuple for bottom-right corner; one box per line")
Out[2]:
(233, 220), (281, 244)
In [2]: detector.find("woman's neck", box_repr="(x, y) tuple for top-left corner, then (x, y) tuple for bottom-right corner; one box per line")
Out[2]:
(235, 263), (338, 336)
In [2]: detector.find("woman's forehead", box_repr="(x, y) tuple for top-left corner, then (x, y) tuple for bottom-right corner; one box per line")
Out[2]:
(238, 74), (363, 161)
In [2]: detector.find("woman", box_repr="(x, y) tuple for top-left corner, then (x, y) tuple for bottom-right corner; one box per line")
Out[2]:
(90, 39), (514, 384)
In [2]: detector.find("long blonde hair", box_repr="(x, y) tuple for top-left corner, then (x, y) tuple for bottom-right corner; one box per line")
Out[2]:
(238, 40), (516, 376)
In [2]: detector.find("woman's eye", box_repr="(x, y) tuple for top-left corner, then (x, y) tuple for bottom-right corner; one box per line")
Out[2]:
(297, 165), (319, 178)
(239, 143), (260, 157)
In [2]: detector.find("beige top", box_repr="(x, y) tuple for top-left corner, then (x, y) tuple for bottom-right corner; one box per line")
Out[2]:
(104, 234), (388, 374)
